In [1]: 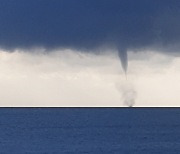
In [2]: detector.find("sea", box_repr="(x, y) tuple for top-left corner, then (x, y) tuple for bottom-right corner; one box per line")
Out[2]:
(0, 108), (180, 154)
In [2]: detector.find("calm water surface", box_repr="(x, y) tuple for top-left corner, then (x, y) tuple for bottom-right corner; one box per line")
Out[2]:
(0, 108), (180, 153)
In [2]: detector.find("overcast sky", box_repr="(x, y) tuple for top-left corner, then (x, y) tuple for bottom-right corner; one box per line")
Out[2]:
(0, 0), (180, 106)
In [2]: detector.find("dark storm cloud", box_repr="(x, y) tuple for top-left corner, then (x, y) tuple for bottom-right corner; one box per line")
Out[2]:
(0, 0), (180, 71)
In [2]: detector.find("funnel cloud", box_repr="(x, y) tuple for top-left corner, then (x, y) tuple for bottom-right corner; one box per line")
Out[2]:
(118, 47), (128, 73)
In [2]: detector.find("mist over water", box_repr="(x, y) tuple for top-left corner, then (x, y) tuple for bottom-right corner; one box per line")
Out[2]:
(117, 79), (137, 107)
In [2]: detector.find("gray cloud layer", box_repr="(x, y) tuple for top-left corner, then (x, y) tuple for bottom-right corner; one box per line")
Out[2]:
(0, 0), (180, 71)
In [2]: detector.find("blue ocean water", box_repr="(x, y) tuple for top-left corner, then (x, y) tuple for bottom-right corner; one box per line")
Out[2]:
(0, 108), (180, 154)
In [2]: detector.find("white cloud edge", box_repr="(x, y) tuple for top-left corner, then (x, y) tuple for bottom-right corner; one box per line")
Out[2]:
(0, 48), (180, 106)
